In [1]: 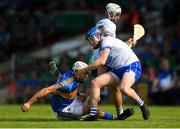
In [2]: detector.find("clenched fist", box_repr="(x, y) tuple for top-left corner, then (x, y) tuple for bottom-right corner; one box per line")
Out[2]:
(21, 103), (30, 112)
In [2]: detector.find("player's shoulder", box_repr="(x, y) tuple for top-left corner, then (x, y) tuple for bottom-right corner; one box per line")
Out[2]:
(98, 18), (111, 22)
(101, 36), (114, 45)
(97, 18), (113, 25)
(102, 36), (126, 46)
(102, 36), (115, 41)
(65, 69), (73, 74)
(62, 70), (74, 78)
(56, 69), (74, 85)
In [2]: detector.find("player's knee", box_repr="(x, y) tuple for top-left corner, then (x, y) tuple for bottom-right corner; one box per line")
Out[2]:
(91, 79), (99, 88)
(120, 86), (129, 95)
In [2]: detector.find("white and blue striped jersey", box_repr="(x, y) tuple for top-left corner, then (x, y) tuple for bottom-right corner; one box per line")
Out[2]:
(100, 37), (139, 69)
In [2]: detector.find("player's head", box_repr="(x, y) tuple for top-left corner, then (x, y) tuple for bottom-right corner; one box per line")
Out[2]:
(106, 3), (121, 23)
(85, 27), (102, 49)
(72, 61), (88, 81)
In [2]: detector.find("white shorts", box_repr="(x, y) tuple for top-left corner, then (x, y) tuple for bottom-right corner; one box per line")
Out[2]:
(57, 96), (84, 120)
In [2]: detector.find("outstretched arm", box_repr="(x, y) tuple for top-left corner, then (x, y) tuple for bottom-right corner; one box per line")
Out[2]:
(21, 84), (57, 112)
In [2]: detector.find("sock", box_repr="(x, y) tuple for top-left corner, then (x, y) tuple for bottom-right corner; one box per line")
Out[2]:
(116, 108), (123, 115)
(137, 98), (144, 106)
(89, 108), (97, 116)
(102, 112), (113, 120)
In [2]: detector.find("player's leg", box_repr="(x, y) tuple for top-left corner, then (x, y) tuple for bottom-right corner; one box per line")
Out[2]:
(57, 96), (84, 120)
(111, 85), (123, 114)
(120, 72), (140, 101)
(118, 63), (150, 120)
(97, 110), (115, 120)
(85, 72), (117, 120)
(99, 66), (134, 120)
(110, 84), (134, 120)
(103, 66), (134, 120)
(82, 104), (116, 120)
(58, 96), (116, 120)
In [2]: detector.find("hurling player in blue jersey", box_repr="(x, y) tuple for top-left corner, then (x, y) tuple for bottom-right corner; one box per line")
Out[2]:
(21, 61), (117, 120)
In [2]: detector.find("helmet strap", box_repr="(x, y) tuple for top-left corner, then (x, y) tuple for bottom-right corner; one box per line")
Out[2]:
(107, 12), (114, 20)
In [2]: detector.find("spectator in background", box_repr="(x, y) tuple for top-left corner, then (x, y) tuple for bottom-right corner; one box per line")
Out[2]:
(150, 57), (176, 105)
(28, 70), (40, 88)
(6, 79), (17, 104)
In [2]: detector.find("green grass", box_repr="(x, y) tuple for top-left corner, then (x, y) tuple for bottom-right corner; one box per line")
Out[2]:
(0, 105), (180, 128)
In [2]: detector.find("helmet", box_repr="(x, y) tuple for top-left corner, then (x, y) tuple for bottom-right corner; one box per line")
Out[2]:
(85, 27), (101, 40)
(72, 61), (88, 72)
(106, 3), (121, 18)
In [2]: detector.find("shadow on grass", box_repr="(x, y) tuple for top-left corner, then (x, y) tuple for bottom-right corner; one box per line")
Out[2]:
(0, 118), (59, 122)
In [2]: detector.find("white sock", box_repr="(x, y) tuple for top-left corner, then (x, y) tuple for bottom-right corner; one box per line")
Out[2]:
(116, 108), (123, 115)
(137, 99), (144, 106)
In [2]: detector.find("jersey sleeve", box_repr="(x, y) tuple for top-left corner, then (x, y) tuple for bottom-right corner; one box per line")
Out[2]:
(100, 37), (113, 51)
(96, 19), (105, 28)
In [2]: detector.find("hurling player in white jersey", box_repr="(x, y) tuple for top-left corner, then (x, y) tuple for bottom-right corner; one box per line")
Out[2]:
(75, 27), (150, 121)
(96, 3), (119, 37)
(89, 3), (136, 120)
(96, 3), (135, 46)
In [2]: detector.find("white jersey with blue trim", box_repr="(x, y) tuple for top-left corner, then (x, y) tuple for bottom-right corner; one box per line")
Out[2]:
(92, 18), (116, 63)
(100, 37), (139, 69)
(96, 18), (116, 37)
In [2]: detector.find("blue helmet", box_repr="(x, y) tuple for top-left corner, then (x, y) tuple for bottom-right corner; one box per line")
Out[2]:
(85, 27), (101, 40)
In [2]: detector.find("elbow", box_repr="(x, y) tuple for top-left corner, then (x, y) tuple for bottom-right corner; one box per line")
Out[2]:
(99, 60), (106, 66)
(42, 88), (50, 95)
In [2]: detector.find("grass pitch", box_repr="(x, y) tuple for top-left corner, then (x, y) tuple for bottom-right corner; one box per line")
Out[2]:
(0, 105), (180, 128)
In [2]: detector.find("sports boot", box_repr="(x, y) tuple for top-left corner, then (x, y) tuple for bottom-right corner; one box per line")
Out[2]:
(140, 103), (150, 120)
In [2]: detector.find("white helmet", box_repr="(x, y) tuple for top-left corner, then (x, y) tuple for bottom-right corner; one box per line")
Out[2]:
(106, 3), (121, 18)
(72, 61), (88, 72)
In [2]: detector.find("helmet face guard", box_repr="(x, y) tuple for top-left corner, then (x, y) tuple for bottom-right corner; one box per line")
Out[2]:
(85, 27), (101, 49)
(88, 37), (100, 49)
(85, 27), (101, 40)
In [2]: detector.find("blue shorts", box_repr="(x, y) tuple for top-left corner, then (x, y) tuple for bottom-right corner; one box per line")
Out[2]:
(111, 61), (142, 82)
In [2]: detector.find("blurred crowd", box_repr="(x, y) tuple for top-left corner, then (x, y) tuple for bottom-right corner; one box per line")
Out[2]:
(0, 0), (180, 105)
(0, 0), (96, 62)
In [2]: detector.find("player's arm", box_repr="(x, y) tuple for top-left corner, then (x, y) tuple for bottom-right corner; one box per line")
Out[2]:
(75, 48), (110, 80)
(21, 84), (57, 112)
(86, 48), (110, 72)
(97, 66), (107, 75)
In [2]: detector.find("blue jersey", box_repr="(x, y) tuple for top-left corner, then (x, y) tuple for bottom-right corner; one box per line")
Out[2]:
(50, 70), (80, 114)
